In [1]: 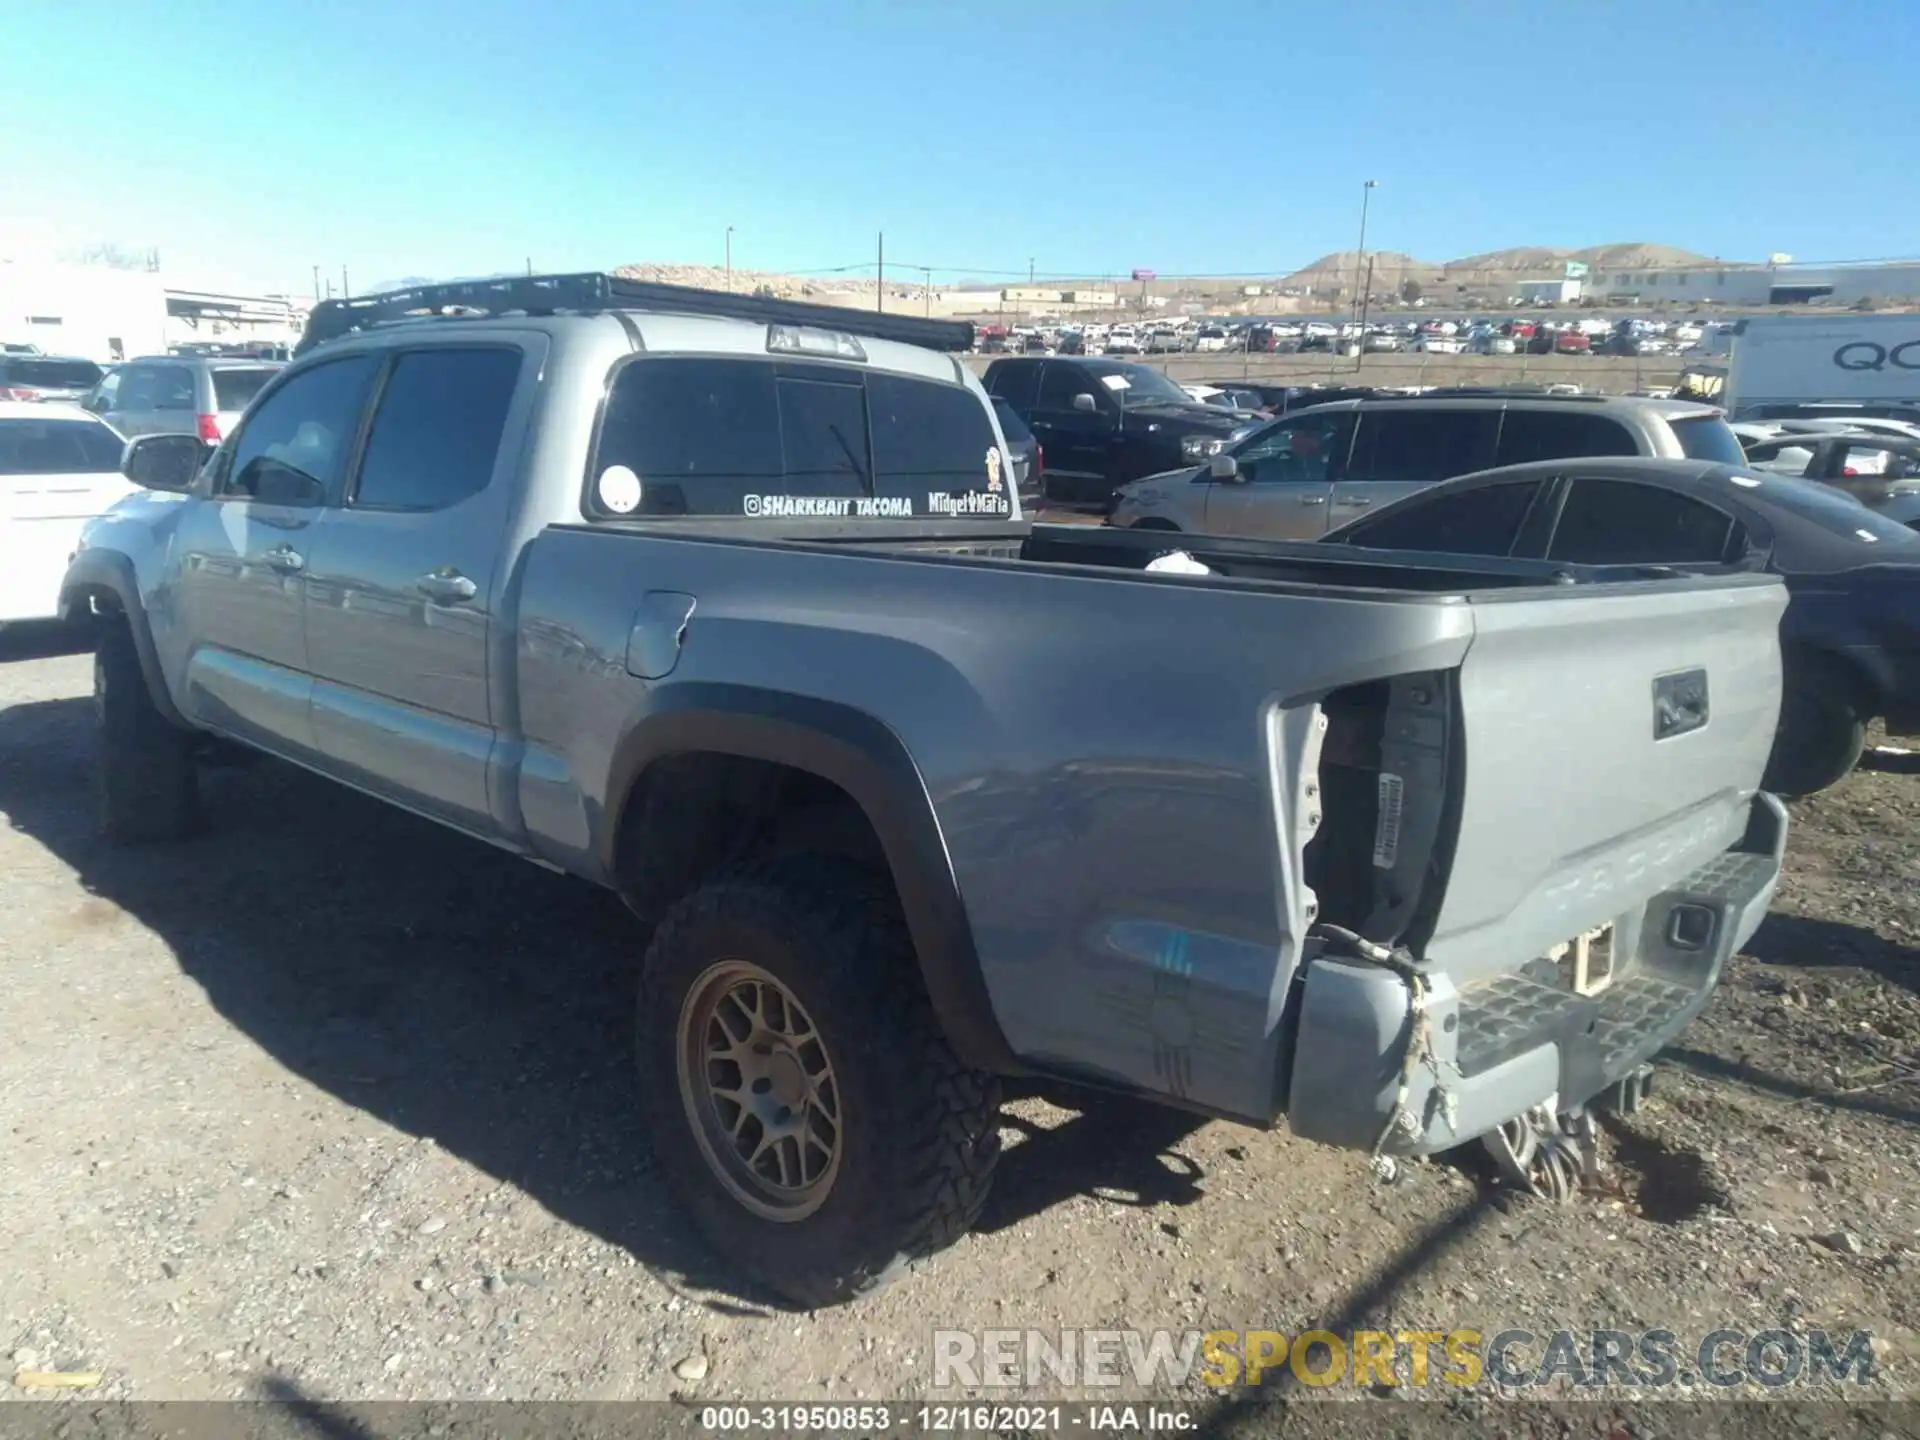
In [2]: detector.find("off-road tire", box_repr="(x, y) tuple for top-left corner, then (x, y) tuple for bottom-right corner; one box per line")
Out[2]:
(95, 622), (200, 844)
(1764, 683), (1866, 798)
(637, 856), (1001, 1308)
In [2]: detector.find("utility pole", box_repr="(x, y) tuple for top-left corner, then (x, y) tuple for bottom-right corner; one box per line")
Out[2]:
(876, 232), (884, 313)
(526, 256), (533, 275)
(1029, 257), (1035, 285)
(312, 265), (321, 303)
(922, 266), (933, 317)
(341, 265), (350, 299)
(725, 227), (734, 292)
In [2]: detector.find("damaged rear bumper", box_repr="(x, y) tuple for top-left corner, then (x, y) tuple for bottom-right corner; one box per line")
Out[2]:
(1285, 791), (1787, 1157)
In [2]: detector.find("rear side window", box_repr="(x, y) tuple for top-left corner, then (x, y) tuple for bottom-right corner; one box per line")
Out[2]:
(212, 368), (278, 412)
(1548, 480), (1740, 565)
(984, 361), (1040, 410)
(1748, 441), (1817, 474)
(351, 348), (521, 511)
(870, 373), (1000, 496)
(1338, 480), (1542, 556)
(0, 418), (124, 475)
(1348, 408), (1499, 484)
(151, 366), (196, 411)
(592, 358), (1008, 519)
(1668, 415), (1746, 465)
(1494, 410), (1639, 466)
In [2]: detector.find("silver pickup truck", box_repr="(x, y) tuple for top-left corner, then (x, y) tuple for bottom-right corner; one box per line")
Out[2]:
(64, 274), (1789, 1308)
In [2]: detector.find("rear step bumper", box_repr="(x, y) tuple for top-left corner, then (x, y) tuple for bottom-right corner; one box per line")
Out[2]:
(1286, 791), (1787, 1157)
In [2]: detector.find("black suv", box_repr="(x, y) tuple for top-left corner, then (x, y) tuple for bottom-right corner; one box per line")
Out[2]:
(982, 356), (1244, 506)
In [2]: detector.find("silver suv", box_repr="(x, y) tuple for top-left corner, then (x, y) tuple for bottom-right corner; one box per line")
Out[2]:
(1108, 392), (1746, 539)
(83, 355), (284, 444)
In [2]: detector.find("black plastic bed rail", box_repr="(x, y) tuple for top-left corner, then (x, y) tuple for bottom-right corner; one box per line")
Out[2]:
(296, 272), (976, 356)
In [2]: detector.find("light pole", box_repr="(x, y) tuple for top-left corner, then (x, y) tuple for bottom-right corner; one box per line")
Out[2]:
(1351, 179), (1377, 367)
(725, 227), (734, 292)
(1351, 179), (1376, 333)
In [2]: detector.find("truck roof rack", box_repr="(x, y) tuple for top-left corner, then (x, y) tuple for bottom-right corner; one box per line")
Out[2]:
(296, 272), (976, 356)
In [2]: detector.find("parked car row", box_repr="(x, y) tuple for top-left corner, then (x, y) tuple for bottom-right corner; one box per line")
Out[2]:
(983, 313), (1734, 360)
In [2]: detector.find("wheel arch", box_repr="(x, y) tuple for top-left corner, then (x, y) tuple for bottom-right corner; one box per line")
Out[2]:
(1782, 639), (1881, 716)
(60, 549), (188, 727)
(602, 682), (1019, 1075)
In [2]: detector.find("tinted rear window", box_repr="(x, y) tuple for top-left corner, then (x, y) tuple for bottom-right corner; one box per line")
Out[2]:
(0, 418), (124, 475)
(1348, 408), (1499, 484)
(212, 368), (279, 411)
(1338, 479), (1541, 556)
(983, 361), (1040, 410)
(1548, 480), (1739, 565)
(0, 358), (104, 389)
(592, 358), (1007, 519)
(1669, 415), (1747, 466)
(1494, 410), (1639, 466)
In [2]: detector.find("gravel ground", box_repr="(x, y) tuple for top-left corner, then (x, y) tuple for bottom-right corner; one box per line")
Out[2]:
(2, 625), (1917, 1412)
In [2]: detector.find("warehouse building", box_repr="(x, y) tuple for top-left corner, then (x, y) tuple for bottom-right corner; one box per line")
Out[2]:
(1593, 258), (1920, 308)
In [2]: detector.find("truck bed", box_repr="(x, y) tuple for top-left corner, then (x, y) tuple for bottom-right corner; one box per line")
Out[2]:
(516, 515), (1786, 1141)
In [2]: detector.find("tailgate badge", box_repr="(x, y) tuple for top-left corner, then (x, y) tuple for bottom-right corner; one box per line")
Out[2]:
(1653, 669), (1710, 741)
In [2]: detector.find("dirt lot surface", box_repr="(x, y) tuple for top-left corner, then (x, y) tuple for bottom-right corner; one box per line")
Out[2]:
(2, 626), (1918, 1415)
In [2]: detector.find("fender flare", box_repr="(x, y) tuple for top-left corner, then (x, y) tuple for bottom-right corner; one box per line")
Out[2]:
(602, 682), (1020, 1076)
(59, 550), (189, 728)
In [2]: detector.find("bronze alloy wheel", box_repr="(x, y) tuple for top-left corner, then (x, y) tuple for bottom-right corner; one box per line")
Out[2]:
(676, 960), (843, 1221)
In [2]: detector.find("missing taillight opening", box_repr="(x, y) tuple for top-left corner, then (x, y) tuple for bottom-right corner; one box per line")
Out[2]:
(1301, 671), (1461, 950)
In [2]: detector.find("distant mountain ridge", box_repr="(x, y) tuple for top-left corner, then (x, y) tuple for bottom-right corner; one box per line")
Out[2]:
(1282, 242), (1740, 289)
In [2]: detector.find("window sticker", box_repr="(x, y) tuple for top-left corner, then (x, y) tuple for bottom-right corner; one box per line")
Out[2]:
(597, 464), (644, 513)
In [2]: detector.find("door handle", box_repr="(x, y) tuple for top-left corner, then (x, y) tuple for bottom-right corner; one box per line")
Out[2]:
(416, 569), (477, 603)
(264, 545), (305, 573)
(1298, 495), (1327, 505)
(1343, 497), (1373, 508)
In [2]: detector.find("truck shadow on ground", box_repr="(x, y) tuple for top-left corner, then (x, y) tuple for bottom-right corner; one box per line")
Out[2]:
(0, 694), (1216, 1312)
(1743, 910), (1920, 997)
(0, 619), (92, 664)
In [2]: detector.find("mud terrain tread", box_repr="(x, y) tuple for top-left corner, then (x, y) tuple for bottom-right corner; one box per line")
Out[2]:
(637, 855), (1001, 1307)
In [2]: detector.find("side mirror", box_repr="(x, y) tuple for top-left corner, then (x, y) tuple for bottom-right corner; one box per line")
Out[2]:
(1209, 453), (1240, 482)
(1072, 392), (1098, 413)
(121, 433), (207, 492)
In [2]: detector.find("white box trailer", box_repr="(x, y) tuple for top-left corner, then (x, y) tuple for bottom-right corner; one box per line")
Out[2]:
(1724, 314), (1920, 419)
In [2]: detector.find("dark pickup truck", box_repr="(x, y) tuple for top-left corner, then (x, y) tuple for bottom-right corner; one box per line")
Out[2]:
(66, 274), (1788, 1308)
(983, 354), (1246, 507)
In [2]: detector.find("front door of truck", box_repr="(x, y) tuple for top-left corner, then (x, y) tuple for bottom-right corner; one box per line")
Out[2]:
(1029, 362), (1120, 505)
(171, 353), (380, 757)
(302, 342), (533, 836)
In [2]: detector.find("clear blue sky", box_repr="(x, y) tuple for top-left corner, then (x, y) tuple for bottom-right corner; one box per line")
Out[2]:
(2, 0), (1915, 294)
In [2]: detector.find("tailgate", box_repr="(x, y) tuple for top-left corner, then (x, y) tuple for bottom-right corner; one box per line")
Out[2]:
(1426, 574), (1786, 982)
